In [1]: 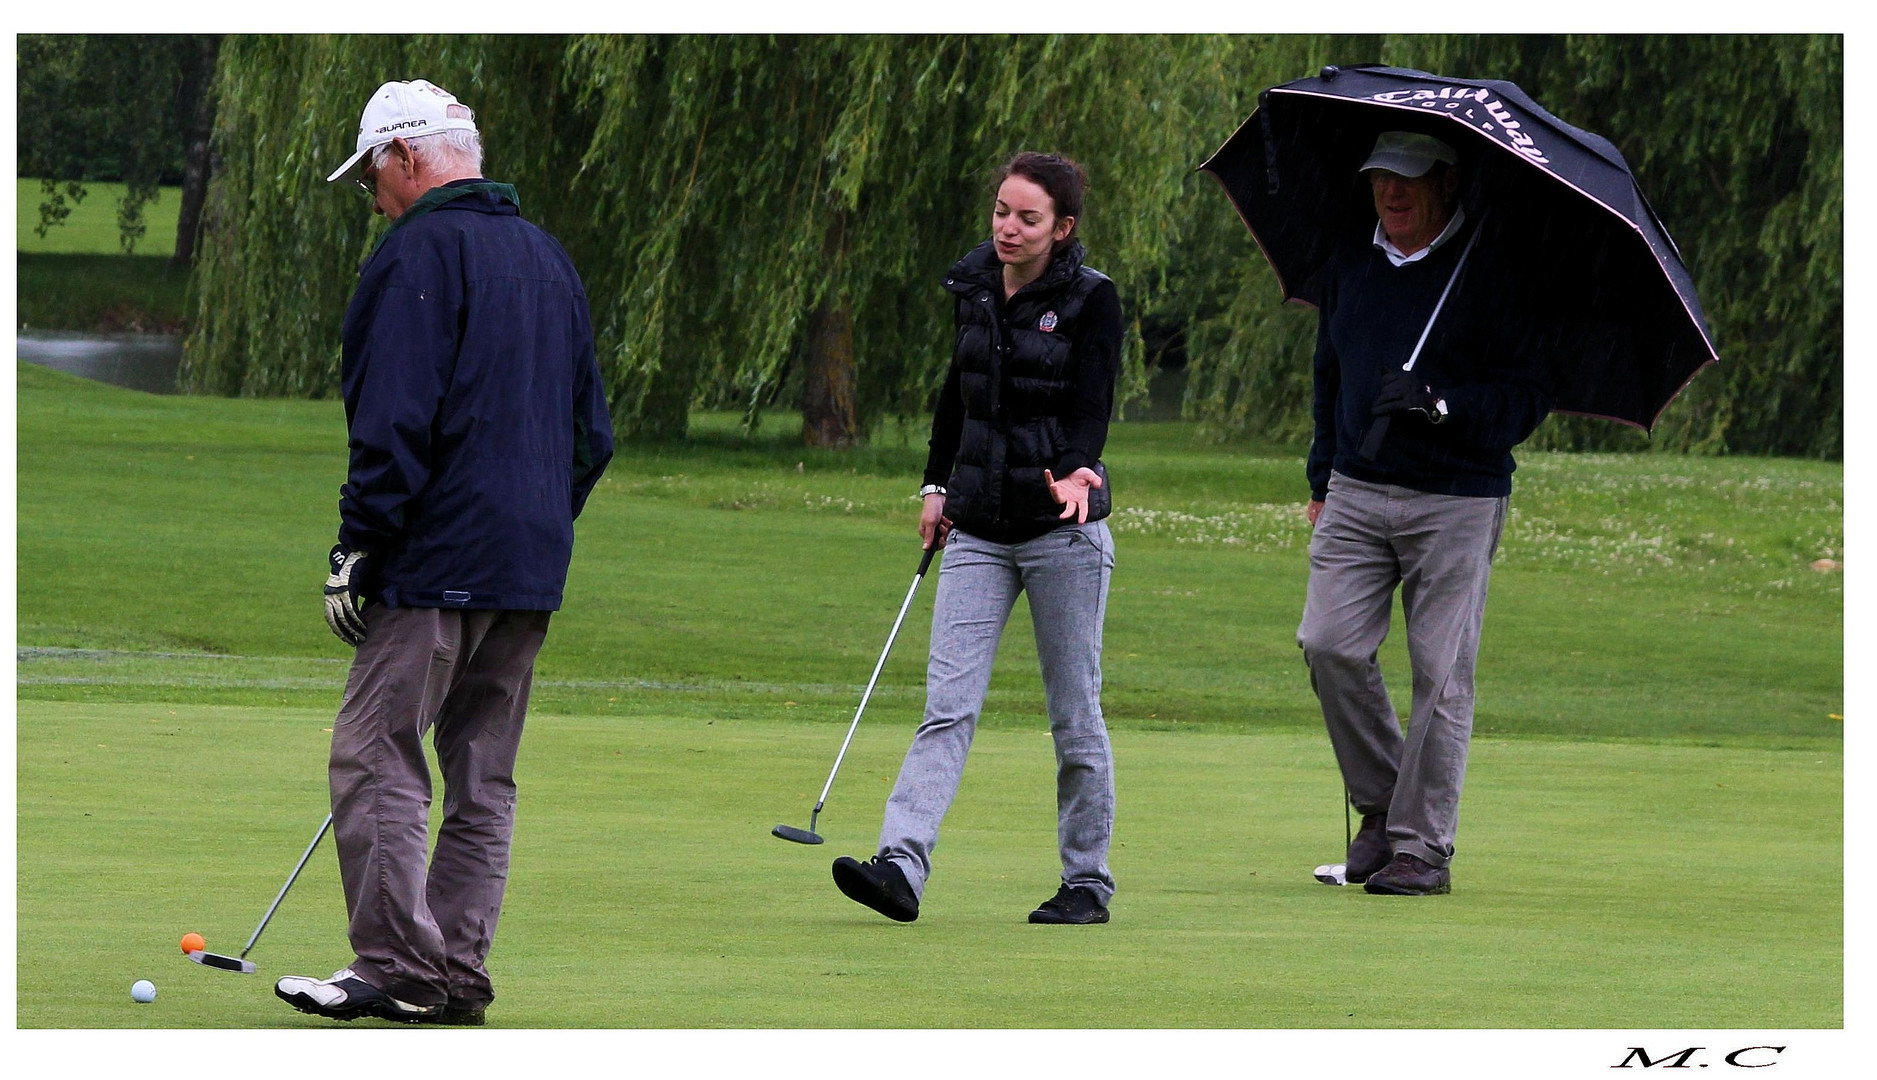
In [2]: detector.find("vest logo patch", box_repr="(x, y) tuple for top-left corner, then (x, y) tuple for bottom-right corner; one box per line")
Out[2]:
(1038, 311), (1059, 332)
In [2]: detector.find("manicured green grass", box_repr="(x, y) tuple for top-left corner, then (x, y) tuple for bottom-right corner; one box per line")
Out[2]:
(16, 179), (191, 331)
(15, 702), (1842, 1028)
(18, 178), (182, 256)
(17, 363), (1842, 745)
(13, 364), (1843, 1028)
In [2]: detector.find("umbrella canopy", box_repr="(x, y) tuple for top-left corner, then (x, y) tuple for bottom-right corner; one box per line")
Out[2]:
(1199, 64), (1718, 431)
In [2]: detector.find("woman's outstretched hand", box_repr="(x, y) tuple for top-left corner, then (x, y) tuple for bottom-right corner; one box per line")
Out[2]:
(1044, 466), (1105, 524)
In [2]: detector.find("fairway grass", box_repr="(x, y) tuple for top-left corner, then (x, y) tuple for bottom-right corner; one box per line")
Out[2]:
(14, 364), (1843, 1030)
(15, 702), (1841, 1028)
(17, 179), (182, 256)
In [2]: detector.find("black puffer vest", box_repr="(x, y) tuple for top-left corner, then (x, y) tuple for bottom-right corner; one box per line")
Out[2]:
(941, 239), (1111, 539)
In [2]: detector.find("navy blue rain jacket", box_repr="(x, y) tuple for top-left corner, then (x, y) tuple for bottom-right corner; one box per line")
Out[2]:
(337, 180), (614, 610)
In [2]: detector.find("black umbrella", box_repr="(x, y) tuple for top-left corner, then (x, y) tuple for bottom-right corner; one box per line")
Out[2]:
(1199, 64), (1717, 432)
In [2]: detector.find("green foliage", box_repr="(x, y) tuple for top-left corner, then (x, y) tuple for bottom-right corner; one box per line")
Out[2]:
(557, 34), (1245, 438)
(17, 34), (210, 253)
(17, 254), (192, 332)
(188, 35), (1841, 457)
(182, 35), (578, 396)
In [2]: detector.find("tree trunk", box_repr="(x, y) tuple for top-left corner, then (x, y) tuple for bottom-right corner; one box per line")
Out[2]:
(173, 34), (221, 269)
(801, 207), (857, 448)
(800, 300), (858, 448)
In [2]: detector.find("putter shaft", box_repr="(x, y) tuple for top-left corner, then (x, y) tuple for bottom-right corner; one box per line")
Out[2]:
(242, 813), (333, 959)
(809, 546), (939, 818)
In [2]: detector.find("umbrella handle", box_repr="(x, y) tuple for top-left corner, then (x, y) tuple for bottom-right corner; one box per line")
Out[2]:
(1357, 416), (1391, 460)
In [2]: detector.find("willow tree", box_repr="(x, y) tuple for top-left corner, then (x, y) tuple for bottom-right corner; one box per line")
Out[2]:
(184, 35), (580, 395)
(561, 34), (1241, 443)
(189, 34), (1838, 456)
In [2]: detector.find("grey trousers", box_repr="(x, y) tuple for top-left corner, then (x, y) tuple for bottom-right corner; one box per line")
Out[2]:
(878, 521), (1118, 904)
(1297, 472), (1506, 869)
(329, 604), (550, 1007)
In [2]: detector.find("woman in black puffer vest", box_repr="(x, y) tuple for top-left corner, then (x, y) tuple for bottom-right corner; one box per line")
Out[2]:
(832, 152), (1124, 927)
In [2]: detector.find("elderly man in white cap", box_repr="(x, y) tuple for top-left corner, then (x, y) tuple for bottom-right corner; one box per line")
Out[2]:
(274, 79), (613, 1024)
(1296, 130), (1555, 896)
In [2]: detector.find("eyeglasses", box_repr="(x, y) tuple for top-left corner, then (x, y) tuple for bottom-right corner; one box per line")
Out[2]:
(354, 167), (378, 198)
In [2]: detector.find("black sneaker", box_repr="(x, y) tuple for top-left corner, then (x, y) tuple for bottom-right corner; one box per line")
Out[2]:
(275, 967), (443, 1023)
(1028, 884), (1109, 925)
(1346, 812), (1391, 883)
(1363, 852), (1452, 896)
(832, 854), (919, 922)
(418, 999), (489, 1026)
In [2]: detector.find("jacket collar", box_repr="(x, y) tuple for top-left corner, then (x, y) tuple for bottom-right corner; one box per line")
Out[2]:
(370, 179), (520, 255)
(945, 239), (1087, 297)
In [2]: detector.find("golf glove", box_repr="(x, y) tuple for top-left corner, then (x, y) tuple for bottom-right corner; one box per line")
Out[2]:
(1372, 367), (1446, 423)
(323, 545), (370, 647)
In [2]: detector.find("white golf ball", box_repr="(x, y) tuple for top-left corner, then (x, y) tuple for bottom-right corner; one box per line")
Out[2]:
(131, 980), (157, 1003)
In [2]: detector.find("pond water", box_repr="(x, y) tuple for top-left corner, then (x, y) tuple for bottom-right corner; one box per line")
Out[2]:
(17, 330), (183, 394)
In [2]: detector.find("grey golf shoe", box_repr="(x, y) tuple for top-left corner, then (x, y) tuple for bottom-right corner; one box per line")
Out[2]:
(275, 967), (442, 1023)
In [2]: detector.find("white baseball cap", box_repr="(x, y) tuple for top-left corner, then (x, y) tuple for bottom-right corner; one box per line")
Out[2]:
(326, 79), (478, 184)
(1359, 131), (1458, 178)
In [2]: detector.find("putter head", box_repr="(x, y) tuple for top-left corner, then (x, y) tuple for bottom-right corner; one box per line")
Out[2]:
(772, 824), (824, 845)
(187, 950), (257, 973)
(1313, 863), (1349, 887)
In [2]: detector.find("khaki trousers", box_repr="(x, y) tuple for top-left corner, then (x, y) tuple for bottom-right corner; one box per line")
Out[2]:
(329, 605), (550, 1007)
(1298, 471), (1506, 869)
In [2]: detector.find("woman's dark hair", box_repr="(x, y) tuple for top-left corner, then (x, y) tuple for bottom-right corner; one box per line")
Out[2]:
(996, 151), (1088, 252)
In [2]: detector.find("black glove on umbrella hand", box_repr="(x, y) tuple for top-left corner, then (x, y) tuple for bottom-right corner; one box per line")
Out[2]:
(1372, 367), (1444, 423)
(324, 545), (370, 647)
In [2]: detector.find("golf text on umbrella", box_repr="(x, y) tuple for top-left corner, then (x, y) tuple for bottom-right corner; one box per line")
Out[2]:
(1368, 86), (1550, 165)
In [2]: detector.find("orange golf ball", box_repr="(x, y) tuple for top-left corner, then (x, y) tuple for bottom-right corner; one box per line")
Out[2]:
(180, 933), (206, 954)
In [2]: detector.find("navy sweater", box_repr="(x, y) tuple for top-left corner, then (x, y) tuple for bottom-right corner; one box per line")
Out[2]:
(1307, 217), (1554, 501)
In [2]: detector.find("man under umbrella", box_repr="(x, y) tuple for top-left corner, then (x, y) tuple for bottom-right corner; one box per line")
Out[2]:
(1298, 131), (1554, 895)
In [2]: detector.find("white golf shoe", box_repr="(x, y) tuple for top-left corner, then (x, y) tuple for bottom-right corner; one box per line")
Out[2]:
(275, 967), (441, 1023)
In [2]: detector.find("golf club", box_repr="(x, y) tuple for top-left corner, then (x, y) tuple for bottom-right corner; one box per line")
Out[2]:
(774, 543), (940, 845)
(187, 812), (332, 973)
(1312, 785), (1353, 887)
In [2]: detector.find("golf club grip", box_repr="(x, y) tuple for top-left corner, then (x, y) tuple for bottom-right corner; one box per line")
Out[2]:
(917, 543), (938, 578)
(1358, 415), (1390, 460)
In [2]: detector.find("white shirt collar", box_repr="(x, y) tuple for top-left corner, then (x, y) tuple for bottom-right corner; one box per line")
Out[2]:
(1372, 206), (1467, 268)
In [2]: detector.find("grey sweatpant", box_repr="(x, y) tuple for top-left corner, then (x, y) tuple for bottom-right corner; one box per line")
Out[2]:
(878, 521), (1117, 904)
(329, 604), (550, 1008)
(1297, 471), (1506, 869)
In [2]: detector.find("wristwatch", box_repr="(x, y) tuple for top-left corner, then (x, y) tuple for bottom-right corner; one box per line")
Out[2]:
(918, 484), (947, 499)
